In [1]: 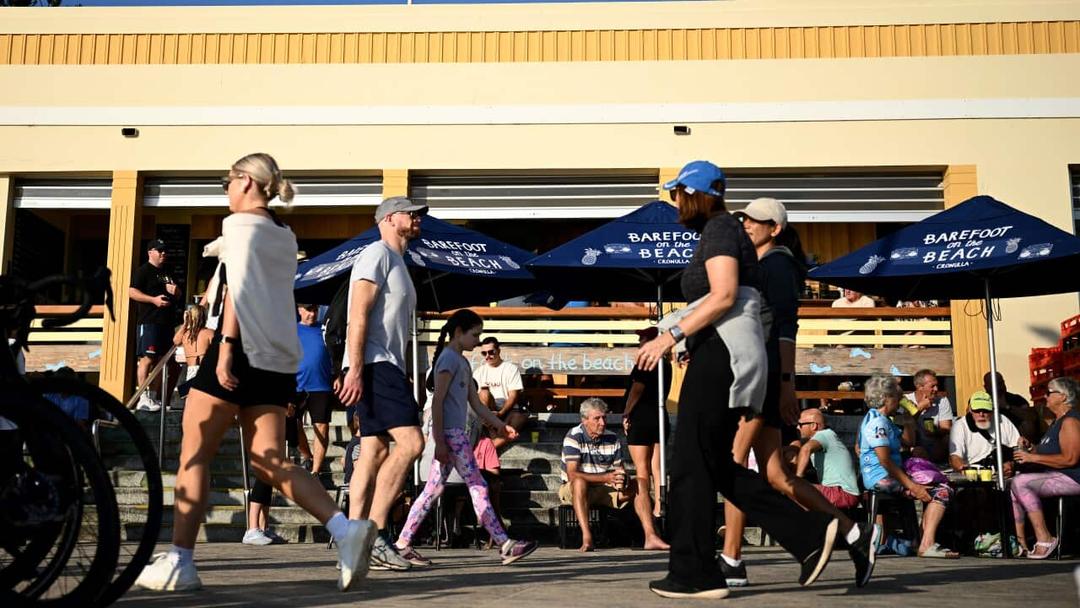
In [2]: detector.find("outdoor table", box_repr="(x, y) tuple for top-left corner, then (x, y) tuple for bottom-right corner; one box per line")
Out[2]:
(946, 473), (1014, 559)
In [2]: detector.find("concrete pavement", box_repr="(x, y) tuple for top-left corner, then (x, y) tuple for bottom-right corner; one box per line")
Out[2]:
(118, 543), (1080, 607)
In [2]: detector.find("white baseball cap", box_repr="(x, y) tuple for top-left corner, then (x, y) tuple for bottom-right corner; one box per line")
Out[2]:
(736, 197), (788, 229)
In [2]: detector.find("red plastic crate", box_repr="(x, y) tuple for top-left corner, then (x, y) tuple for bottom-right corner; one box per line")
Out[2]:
(1064, 349), (1080, 371)
(1030, 365), (1062, 386)
(1061, 313), (1080, 339)
(1029, 346), (1062, 370)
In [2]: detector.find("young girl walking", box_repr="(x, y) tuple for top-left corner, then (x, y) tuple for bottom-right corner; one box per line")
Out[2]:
(394, 309), (538, 566)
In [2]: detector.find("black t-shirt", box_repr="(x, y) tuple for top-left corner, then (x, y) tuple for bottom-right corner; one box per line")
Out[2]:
(131, 262), (178, 325)
(758, 247), (806, 361)
(680, 213), (760, 303)
(624, 359), (673, 418)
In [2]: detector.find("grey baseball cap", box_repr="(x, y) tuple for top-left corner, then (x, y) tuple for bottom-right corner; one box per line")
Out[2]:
(374, 196), (429, 222)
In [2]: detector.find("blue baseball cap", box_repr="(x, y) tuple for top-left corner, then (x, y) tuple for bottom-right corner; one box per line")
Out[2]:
(662, 160), (726, 197)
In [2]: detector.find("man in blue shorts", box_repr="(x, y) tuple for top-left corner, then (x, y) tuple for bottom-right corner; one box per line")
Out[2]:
(337, 196), (428, 571)
(129, 238), (181, 411)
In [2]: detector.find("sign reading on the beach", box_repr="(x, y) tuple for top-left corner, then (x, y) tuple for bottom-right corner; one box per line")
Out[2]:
(580, 229), (699, 268)
(425, 346), (639, 376)
(857, 222), (1054, 274)
(408, 238), (522, 276)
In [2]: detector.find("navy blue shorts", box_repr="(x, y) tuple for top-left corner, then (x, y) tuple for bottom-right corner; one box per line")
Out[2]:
(354, 362), (420, 437)
(136, 323), (173, 359)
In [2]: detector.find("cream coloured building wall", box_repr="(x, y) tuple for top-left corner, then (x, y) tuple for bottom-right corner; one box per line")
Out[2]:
(1, 0), (1079, 393)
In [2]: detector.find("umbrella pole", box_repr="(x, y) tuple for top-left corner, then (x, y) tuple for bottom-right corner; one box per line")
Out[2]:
(656, 285), (668, 506)
(984, 280), (1006, 493)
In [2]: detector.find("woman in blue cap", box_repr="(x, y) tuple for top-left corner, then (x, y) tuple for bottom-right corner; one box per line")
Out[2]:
(636, 161), (865, 599)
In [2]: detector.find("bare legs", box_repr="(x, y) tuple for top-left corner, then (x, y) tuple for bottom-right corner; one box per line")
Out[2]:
(172, 391), (340, 550)
(629, 444), (669, 550)
(348, 425), (424, 529)
(723, 418), (854, 560)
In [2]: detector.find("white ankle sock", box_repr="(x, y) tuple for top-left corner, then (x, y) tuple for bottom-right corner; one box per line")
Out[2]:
(720, 553), (741, 567)
(846, 525), (861, 545)
(325, 512), (350, 541)
(168, 545), (194, 567)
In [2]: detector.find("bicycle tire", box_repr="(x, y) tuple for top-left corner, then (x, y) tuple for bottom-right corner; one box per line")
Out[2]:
(26, 378), (164, 607)
(0, 390), (120, 607)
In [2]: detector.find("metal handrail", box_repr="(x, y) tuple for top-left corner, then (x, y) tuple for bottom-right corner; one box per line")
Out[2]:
(125, 343), (252, 508)
(124, 343), (179, 469)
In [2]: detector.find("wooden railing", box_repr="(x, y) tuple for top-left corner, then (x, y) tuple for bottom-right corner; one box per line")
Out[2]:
(23, 305), (106, 372)
(24, 303), (953, 383)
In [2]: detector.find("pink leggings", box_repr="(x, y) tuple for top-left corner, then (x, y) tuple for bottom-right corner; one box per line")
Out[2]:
(397, 427), (508, 547)
(1010, 471), (1080, 522)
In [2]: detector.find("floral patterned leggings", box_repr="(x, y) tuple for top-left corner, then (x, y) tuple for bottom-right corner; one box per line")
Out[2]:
(397, 427), (508, 547)
(1010, 471), (1080, 522)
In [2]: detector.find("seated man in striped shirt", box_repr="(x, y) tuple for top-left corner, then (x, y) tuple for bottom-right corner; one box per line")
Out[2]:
(559, 398), (633, 552)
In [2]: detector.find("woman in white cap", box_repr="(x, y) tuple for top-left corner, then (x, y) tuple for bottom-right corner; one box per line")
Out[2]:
(636, 161), (856, 599)
(720, 197), (877, 588)
(135, 153), (376, 593)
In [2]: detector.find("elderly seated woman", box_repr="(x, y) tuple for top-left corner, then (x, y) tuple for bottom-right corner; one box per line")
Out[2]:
(1011, 376), (1080, 559)
(858, 374), (958, 558)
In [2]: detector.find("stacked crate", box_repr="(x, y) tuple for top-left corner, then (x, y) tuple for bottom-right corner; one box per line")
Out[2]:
(1029, 313), (1080, 403)
(1063, 314), (1080, 381)
(1029, 345), (1062, 403)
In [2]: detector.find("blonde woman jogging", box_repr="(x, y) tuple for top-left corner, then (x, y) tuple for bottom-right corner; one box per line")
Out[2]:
(135, 153), (375, 593)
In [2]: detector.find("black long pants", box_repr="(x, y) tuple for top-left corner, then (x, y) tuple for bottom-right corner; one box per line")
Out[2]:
(667, 335), (831, 588)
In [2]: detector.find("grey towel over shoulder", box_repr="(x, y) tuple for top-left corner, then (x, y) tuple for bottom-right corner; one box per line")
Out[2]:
(658, 286), (768, 414)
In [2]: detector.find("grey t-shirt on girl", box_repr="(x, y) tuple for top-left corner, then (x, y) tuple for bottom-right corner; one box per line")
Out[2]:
(342, 240), (417, 373)
(434, 349), (472, 431)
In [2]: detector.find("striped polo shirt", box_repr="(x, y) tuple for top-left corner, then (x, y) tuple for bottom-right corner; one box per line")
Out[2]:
(561, 423), (623, 483)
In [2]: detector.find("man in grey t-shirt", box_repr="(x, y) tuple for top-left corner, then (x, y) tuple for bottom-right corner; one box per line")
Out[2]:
(337, 196), (427, 571)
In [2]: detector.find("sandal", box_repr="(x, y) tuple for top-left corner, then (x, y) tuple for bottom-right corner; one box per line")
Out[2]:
(1027, 538), (1059, 560)
(918, 543), (959, 559)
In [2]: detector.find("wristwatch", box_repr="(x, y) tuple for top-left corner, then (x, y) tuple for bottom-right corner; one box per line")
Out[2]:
(668, 325), (685, 342)
(217, 335), (240, 345)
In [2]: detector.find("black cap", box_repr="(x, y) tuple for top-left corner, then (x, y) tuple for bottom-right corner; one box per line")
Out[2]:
(147, 238), (167, 252)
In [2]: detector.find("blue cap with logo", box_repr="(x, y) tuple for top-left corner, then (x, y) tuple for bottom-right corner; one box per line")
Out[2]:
(662, 160), (726, 197)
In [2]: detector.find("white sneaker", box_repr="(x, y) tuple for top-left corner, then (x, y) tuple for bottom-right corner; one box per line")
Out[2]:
(337, 519), (377, 592)
(136, 393), (161, 412)
(242, 528), (273, 546)
(134, 553), (202, 592)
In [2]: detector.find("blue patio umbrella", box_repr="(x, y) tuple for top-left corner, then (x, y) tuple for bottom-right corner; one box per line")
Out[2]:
(295, 215), (537, 419)
(526, 200), (698, 302)
(810, 195), (1080, 492)
(294, 214), (537, 311)
(527, 200), (700, 494)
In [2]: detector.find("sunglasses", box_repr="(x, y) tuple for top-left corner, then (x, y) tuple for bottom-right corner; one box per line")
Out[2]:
(1048, 389), (1062, 395)
(797, 421), (815, 427)
(220, 173), (245, 192)
(395, 210), (425, 220)
(480, 349), (497, 357)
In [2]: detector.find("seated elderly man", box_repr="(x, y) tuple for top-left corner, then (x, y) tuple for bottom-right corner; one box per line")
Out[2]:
(949, 390), (1023, 473)
(794, 408), (861, 510)
(559, 397), (633, 552)
(906, 369), (954, 464)
(859, 374), (958, 559)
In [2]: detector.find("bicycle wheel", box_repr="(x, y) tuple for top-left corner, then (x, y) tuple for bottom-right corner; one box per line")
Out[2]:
(0, 390), (120, 607)
(27, 378), (163, 607)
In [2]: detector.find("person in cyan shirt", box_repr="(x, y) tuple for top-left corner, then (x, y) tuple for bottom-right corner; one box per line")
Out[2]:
(859, 374), (957, 559)
(795, 408), (860, 509)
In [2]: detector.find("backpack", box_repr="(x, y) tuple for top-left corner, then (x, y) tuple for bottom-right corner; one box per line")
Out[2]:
(323, 279), (350, 374)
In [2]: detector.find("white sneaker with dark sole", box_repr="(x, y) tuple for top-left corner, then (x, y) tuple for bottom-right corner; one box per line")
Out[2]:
(134, 553), (203, 592)
(337, 520), (377, 592)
